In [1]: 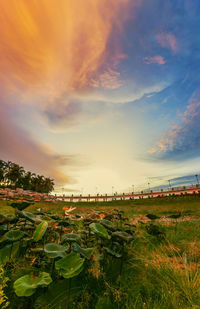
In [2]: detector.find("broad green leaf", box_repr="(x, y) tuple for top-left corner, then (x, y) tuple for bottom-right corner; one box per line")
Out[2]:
(44, 243), (66, 258)
(55, 252), (85, 279)
(11, 201), (33, 211)
(111, 231), (134, 243)
(3, 214), (18, 224)
(0, 214), (6, 224)
(61, 233), (81, 244)
(16, 210), (41, 224)
(104, 247), (122, 258)
(31, 247), (44, 253)
(89, 223), (110, 240)
(72, 243), (93, 259)
(33, 221), (48, 242)
(99, 219), (116, 231)
(35, 279), (82, 308)
(0, 242), (20, 265)
(14, 272), (52, 297)
(0, 229), (24, 243)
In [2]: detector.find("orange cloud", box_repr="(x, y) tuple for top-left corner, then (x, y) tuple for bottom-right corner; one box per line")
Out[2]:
(0, 104), (77, 184)
(148, 102), (200, 156)
(0, 0), (135, 97)
(0, 0), (140, 185)
(148, 125), (181, 154)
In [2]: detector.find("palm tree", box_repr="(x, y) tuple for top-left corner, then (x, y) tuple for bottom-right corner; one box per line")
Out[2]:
(21, 171), (33, 190)
(0, 160), (5, 184)
(5, 163), (25, 188)
(43, 177), (55, 193)
(30, 174), (45, 192)
(0, 159), (55, 193)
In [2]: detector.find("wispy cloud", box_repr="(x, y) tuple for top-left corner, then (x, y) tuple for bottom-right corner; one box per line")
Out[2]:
(0, 0), (137, 179)
(0, 0), (135, 96)
(149, 101), (200, 159)
(0, 103), (77, 183)
(157, 32), (178, 53)
(144, 55), (166, 65)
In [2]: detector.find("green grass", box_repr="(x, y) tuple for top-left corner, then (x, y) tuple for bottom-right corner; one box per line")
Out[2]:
(2, 194), (200, 216)
(1, 195), (200, 308)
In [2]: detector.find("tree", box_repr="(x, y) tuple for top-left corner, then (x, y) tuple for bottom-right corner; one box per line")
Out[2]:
(43, 177), (55, 193)
(0, 159), (55, 193)
(5, 163), (25, 188)
(0, 160), (5, 184)
(21, 171), (34, 190)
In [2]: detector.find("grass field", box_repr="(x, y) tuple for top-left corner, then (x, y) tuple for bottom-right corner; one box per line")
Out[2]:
(1, 195), (200, 308)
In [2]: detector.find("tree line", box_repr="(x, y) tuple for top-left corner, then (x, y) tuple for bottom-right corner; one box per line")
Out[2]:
(0, 160), (54, 193)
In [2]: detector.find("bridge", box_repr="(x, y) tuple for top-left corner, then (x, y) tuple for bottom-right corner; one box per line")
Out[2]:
(54, 184), (200, 202)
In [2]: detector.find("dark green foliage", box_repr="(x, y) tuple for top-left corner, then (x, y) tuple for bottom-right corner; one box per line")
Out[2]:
(89, 223), (111, 240)
(11, 201), (34, 211)
(167, 212), (182, 219)
(146, 213), (160, 220)
(145, 224), (166, 240)
(0, 159), (54, 193)
(72, 243), (94, 259)
(13, 272), (52, 297)
(0, 205), (136, 308)
(55, 252), (85, 279)
(3, 196), (200, 308)
(61, 233), (81, 244)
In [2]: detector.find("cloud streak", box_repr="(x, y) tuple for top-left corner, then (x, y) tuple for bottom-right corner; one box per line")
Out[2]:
(157, 32), (178, 53)
(0, 103), (76, 183)
(144, 55), (166, 65)
(0, 0), (135, 96)
(0, 0), (137, 182)
(149, 101), (200, 160)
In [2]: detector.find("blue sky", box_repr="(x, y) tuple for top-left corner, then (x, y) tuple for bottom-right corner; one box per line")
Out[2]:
(0, 0), (200, 194)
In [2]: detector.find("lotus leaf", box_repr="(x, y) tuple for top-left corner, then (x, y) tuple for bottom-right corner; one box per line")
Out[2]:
(83, 219), (93, 226)
(14, 272), (52, 297)
(89, 223), (110, 240)
(35, 279), (82, 308)
(33, 221), (48, 242)
(104, 247), (122, 258)
(1, 230), (24, 243)
(145, 224), (165, 240)
(55, 252), (85, 279)
(0, 214), (7, 225)
(50, 215), (61, 221)
(44, 243), (66, 258)
(11, 201), (33, 211)
(0, 224), (8, 230)
(4, 215), (19, 224)
(31, 247), (44, 253)
(16, 210), (41, 223)
(72, 243), (93, 259)
(61, 233), (81, 244)
(111, 231), (134, 243)
(57, 220), (71, 227)
(0, 242), (20, 265)
(99, 219), (116, 231)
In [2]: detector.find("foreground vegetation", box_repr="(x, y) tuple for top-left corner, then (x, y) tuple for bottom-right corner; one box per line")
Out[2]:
(1, 195), (200, 308)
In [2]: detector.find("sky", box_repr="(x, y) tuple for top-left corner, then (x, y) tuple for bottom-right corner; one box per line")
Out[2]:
(1, 0), (200, 195)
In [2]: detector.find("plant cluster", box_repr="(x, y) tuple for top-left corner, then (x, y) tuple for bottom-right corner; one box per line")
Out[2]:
(0, 160), (54, 193)
(0, 203), (136, 308)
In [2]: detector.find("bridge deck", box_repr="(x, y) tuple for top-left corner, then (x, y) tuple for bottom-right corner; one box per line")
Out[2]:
(56, 186), (200, 201)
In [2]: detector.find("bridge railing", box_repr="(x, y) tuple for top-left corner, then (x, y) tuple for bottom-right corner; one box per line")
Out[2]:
(55, 184), (200, 199)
